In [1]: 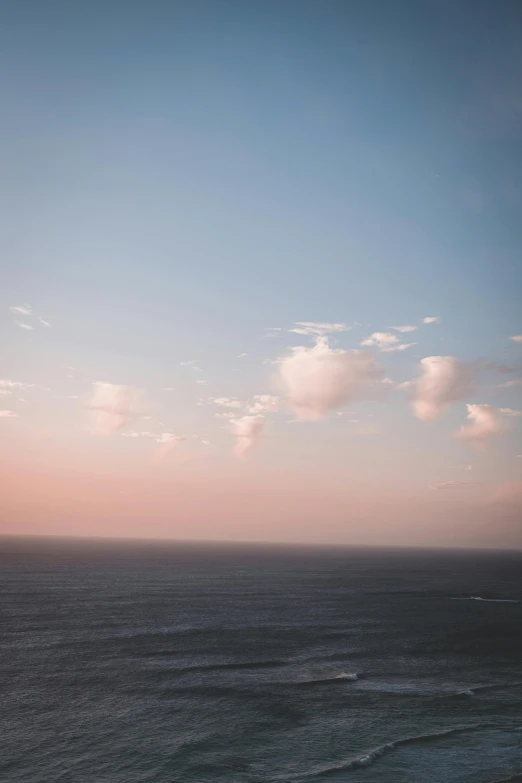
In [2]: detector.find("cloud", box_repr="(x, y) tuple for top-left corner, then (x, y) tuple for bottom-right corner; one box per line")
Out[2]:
(509, 335), (522, 343)
(230, 415), (265, 459)
(0, 380), (34, 390)
(238, 353), (248, 358)
(456, 404), (507, 448)
(9, 304), (51, 327)
(15, 322), (34, 330)
(0, 410), (17, 418)
(391, 325), (418, 333)
(180, 360), (202, 371)
(413, 356), (476, 422)
(289, 322), (351, 337)
(498, 379), (522, 388)
(88, 382), (141, 433)
(212, 397), (243, 409)
(430, 481), (479, 490)
(499, 407), (522, 417)
(155, 433), (186, 444)
(361, 332), (398, 348)
(246, 395), (280, 413)
(423, 317), (440, 324)
(215, 411), (236, 419)
(121, 431), (155, 438)
(278, 336), (383, 420)
(195, 380), (208, 386)
(361, 332), (416, 353)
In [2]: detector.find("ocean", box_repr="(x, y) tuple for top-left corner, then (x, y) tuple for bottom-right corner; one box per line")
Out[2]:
(1, 538), (521, 783)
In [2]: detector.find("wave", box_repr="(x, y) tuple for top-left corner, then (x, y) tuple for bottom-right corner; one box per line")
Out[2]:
(486, 775), (522, 783)
(296, 672), (359, 687)
(450, 597), (519, 603)
(277, 723), (508, 779)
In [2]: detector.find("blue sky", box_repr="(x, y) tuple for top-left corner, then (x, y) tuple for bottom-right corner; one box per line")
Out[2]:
(1, 1), (522, 545)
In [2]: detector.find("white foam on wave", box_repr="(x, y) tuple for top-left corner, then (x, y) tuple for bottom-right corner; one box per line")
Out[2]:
(450, 597), (519, 603)
(335, 672), (358, 681)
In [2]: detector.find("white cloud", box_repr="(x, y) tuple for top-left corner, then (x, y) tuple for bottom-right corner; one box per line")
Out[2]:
(278, 336), (383, 421)
(195, 380), (208, 386)
(430, 481), (478, 490)
(509, 335), (522, 343)
(456, 404), (507, 448)
(88, 382), (141, 433)
(215, 411), (236, 419)
(238, 353), (248, 358)
(0, 410), (17, 418)
(413, 356), (476, 422)
(0, 380), (34, 390)
(155, 433), (186, 444)
(361, 332), (399, 348)
(180, 360), (202, 371)
(391, 325), (418, 333)
(499, 407), (522, 417)
(15, 321), (34, 330)
(423, 317), (440, 324)
(498, 379), (522, 388)
(9, 304), (51, 327)
(122, 430), (155, 438)
(246, 395), (280, 413)
(289, 322), (351, 337)
(212, 397), (243, 409)
(230, 414), (265, 459)
(361, 332), (416, 353)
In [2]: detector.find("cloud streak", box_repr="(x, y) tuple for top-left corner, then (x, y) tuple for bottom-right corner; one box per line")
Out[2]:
(289, 322), (351, 337)
(430, 481), (479, 490)
(0, 410), (18, 418)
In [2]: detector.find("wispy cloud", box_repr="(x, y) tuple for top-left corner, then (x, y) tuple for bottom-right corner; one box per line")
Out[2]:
(456, 404), (508, 448)
(413, 356), (475, 422)
(246, 395), (280, 413)
(391, 325), (418, 333)
(215, 411), (236, 419)
(498, 379), (522, 388)
(509, 335), (522, 343)
(278, 336), (383, 420)
(0, 410), (17, 418)
(238, 353), (248, 358)
(88, 382), (141, 433)
(499, 407), (522, 417)
(0, 379), (34, 390)
(180, 360), (202, 371)
(361, 332), (416, 353)
(430, 481), (478, 490)
(9, 304), (51, 327)
(423, 317), (440, 324)
(212, 397), (243, 409)
(196, 380), (208, 386)
(15, 321), (34, 330)
(289, 322), (351, 337)
(230, 414), (265, 459)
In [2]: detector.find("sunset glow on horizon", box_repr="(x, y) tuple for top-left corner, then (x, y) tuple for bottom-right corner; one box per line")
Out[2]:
(2, 1), (522, 549)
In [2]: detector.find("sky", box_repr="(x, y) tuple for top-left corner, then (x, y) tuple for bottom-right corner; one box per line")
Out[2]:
(1, 0), (522, 548)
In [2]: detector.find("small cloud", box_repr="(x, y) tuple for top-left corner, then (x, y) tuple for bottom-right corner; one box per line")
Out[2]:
(509, 335), (522, 343)
(180, 360), (202, 371)
(15, 321), (34, 330)
(9, 305), (33, 316)
(230, 414), (265, 459)
(246, 394), (280, 414)
(238, 353), (248, 358)
(413, 356), (476, 422)
(201, 439), (210, 445)
(9, 304), (50, 327)
(498, 379), (522, 388)
(0, 410), (18, 418)
(122, 431), (155, 438)
(430, 481), (478, 490)
(212, 397), (243, 409)
(88, 382), (141, 434)
(456, 404), (508, 448)
(499, 407), (522, 417)
(215, 411), (236, 419)
(0, 379), (33, 390)
(155, 433), (186, 444)
(423, 317), (440, 324)
(361, 332), (399, 349)
(196, 379), (208, 386)
(289, 322), (351, 337)
(382, 342), (417, 353)
(37, 316), (51, 327)
(391, 325), (418, 333)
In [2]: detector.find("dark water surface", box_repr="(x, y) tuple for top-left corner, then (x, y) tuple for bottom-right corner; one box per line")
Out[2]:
(1, 538), (521, 782)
